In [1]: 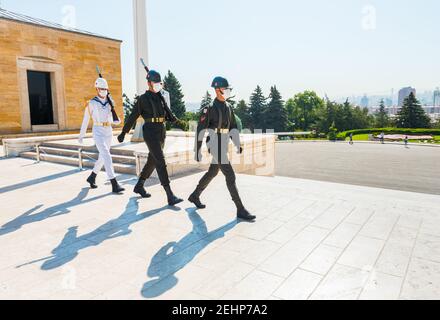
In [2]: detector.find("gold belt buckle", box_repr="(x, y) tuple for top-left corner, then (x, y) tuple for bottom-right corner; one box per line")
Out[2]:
(94, 122), (110, 127)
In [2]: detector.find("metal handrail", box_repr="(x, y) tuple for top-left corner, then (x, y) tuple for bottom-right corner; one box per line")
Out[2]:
(35, 144), (40, 163)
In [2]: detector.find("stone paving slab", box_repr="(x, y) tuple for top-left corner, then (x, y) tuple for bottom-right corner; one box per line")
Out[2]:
(1, 157), (440, 300)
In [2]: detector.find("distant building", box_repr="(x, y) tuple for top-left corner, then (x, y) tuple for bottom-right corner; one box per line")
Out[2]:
(360, 95), (369, 108)
(433, 88), (440, 107)
(0, 8), (123, 135)
(398, 87), (416, 107)
(385, 98), (393, 107)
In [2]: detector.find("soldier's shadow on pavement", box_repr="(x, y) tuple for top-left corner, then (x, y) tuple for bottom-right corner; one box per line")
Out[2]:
(141, 208), (238, 299)
(0, 169), (79, 194)
(17, 197), (180, 271)
(0, 187), (113, 237)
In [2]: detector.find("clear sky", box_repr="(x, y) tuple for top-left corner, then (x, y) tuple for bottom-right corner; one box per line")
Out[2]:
(2, 0), (440, 103)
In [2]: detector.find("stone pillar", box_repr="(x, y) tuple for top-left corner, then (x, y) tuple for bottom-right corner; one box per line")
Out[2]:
(131, 0), (148, 142)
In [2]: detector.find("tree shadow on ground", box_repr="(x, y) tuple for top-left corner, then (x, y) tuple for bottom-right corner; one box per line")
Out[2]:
(141, 208), (238, 299)
(0, 188), (112, 237)
(17, 197), (180, 271)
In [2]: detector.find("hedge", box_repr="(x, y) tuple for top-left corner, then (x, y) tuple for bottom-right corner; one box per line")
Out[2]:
(337, 128), (440, 140)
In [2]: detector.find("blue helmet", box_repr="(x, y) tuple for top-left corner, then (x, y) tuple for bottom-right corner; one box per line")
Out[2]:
(147, 70), (162, 83)
(211, 76), (230, 89)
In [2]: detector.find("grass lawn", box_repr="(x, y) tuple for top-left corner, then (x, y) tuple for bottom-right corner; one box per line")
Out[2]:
(345, 134), (370, 141)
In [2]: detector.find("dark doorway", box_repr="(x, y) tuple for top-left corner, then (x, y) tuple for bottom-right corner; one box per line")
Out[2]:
(27, 71), (54, 126)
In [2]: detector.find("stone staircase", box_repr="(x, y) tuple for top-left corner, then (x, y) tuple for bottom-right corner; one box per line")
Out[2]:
(20, 141), (137, 175)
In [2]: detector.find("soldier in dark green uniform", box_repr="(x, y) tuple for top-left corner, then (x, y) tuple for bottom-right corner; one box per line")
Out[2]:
(189, 77), (256, 222)
(117, 70), (183, 206)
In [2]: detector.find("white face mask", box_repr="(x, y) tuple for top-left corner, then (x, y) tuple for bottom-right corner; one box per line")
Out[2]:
(98, 89), (108, 98)
(153, 83), (163, 93)
(222, 89), (232, 100)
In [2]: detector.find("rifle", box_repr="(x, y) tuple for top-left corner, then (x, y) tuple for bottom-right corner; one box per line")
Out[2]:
(96, 65), (119, 122)
(140, 58), (150, 73)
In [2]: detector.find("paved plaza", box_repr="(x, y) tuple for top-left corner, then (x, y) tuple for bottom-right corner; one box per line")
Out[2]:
(276, 142), (440, 195)
(1, 149), (440, 300)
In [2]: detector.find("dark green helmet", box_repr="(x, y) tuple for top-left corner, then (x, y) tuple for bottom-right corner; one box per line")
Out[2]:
(147, 70), (162, 83)
(211, 76), (230, 89)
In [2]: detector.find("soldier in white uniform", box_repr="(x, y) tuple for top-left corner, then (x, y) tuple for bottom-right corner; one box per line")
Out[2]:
(78, 78), (125, 194)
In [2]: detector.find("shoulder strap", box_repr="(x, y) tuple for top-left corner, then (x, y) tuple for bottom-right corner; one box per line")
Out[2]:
(217, 103), (223, 131)
(226, 103), (232, 130)
(145, 92), (159, 118)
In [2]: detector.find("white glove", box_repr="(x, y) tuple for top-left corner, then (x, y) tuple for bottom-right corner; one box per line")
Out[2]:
(78, 137), (84, 145)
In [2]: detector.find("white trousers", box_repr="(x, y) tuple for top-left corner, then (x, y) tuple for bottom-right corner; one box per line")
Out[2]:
(92, 127), (116, 180)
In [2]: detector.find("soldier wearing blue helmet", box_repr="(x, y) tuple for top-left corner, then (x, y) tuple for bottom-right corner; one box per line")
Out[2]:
(189, 76), (256, 222)
(118, 70), (183, 206)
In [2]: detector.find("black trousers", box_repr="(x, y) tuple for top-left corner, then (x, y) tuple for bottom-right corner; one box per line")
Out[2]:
(195, 161), (244, 210)
(140, 123), (170, 186)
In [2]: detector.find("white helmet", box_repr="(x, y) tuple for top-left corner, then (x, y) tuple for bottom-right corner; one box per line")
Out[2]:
(95, 78), (109, 89)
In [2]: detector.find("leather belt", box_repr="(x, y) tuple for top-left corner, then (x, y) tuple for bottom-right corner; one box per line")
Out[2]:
(215, 128), (229, 134)
(94, 122), (111, 127)
(145, 117), (165, 123)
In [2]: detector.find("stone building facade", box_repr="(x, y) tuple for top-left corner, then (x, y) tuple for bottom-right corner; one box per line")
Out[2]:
(0, 9), (123, 135)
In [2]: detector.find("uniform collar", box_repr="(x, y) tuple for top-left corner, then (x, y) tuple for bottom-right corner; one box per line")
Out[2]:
(214, 98), (227, 107)
(93, 96), (109, 107)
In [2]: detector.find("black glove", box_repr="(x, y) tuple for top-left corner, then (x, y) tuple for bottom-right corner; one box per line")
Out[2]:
(117, 132), (126, 143)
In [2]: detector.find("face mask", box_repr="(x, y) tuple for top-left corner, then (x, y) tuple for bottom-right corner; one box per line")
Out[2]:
(98, 89), (108, 98)
(153, 83), (163, 93)
(222, 89), (232, 100)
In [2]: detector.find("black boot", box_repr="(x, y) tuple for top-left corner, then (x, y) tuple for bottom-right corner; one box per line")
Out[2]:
(87, 172), (98, 189)
(164, 185), (183, 206)
(237, 207), (256, 222)
(111, 178), (125, 194)
(188, 190), (206, 209)
(134, 179), (151, 198)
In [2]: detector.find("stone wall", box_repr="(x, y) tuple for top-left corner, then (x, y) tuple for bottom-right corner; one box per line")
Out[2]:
(0, 18), (123, 134)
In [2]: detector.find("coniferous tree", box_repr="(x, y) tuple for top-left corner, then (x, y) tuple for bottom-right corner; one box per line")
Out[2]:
(265, 86), (288, 132)
(395, 93), (431, 128)
(122, 93), (138, 128)
(200, 91), (212, 111)
(375, 99), (390, 128)
(163, 71), (186, 119)
(249, 85), (266, 131)
(235, 99), (252, 131)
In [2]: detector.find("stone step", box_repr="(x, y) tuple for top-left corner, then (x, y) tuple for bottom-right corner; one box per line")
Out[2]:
(40, 142), (136, 157)
(38, 146), (136, 165)
(20, 152), (136, 175)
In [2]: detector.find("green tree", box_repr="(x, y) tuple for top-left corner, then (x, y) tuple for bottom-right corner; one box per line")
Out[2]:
(249, 86), (267, 131)
(351, 106), (374, 130)
(374, 99), (390, 128)
(122, 93), (138, 128)
(395, 93), (431, 128)
(235, 99), (252, 130)
(328, 122), (338, 141)
(340, 99), (354, 130)
(287, 91), (324, 131)
(265, 86), (288, 132)
(316, 98), (337, 134)
(200, 91), (212, 112)
(163, 70), (186, 119)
